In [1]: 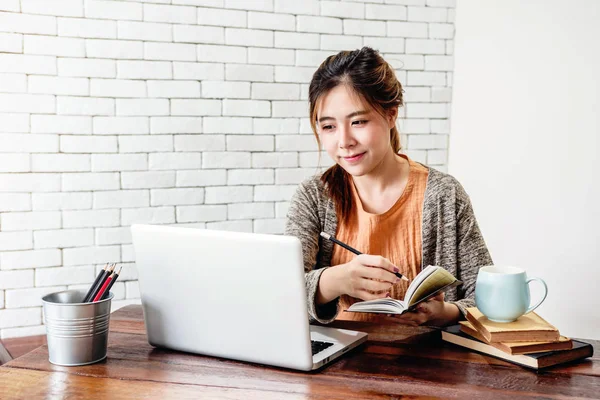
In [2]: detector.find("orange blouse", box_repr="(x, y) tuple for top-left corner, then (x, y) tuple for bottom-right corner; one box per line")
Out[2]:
(331, 154), (429, 322)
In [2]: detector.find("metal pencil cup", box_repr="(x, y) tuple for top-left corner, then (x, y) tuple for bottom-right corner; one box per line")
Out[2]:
(41, 289), (114, 366)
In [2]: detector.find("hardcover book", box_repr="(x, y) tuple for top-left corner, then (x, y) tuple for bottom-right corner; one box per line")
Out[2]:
(465, 307), (560, 343)
(460, 321), (573, 355)
(441, 324), (593, 370)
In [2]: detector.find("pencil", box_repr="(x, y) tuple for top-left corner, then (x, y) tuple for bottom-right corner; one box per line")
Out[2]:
(86, 264), (115, 303)
(83, 263), (108, 302)
(100, 266), (122, 301)
(319, 232), (409, 282)
(93, 269), (116, 302)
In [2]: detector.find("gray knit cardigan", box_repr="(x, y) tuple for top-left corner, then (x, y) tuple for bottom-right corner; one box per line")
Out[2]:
(284, 166), (493, 324)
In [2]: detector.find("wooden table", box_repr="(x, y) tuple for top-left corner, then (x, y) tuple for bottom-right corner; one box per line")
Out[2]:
(1, 305), (598, 399)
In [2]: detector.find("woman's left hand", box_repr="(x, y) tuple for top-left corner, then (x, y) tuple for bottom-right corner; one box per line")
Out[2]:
(390, 292), (461, 327)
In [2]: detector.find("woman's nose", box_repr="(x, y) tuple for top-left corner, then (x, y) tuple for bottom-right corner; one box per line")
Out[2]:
(338, 124), (356, 149)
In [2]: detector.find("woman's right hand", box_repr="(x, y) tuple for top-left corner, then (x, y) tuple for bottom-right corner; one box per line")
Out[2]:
(316, 254), (401, 304)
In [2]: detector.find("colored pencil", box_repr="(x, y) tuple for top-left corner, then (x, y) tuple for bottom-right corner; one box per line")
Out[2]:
(82, 263), (108, 302)
(93, 270), (115, 302)
(83, 263), (112, 302)
(100, 266), (122, 301)
(319, 232), (409, 282)
(86, 264), (115, 303)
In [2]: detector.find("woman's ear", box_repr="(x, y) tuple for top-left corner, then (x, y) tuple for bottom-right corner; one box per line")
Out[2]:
(388, 108), (398, 130)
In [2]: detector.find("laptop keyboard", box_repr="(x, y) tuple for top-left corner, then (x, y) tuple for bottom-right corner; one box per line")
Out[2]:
(311, 340), (334, 355)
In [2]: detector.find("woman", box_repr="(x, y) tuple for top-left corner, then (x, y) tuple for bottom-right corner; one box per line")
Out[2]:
(285, 47), (492, 327)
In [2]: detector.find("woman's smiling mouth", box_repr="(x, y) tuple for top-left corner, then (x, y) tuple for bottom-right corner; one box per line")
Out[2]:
(342, 152), (366, 163)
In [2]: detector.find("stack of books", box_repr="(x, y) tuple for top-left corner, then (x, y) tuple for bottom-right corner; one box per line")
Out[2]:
(441, 307), (594, 370)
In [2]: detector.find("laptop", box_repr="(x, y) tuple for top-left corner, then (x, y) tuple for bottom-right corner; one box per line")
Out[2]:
(130, 224), (368, 371)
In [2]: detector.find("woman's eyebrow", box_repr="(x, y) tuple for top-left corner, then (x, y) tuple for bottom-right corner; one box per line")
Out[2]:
(317, 110), (369, 123)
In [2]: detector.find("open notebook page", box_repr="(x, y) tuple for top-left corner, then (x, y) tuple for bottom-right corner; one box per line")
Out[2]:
(406, 268), (456, 307)
(402, 265), (437, 304)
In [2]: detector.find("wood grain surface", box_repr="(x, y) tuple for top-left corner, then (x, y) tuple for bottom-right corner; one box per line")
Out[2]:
(1, 305), (598, 399)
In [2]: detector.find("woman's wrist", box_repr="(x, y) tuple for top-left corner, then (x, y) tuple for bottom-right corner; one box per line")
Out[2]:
(316, 265), (342, 305)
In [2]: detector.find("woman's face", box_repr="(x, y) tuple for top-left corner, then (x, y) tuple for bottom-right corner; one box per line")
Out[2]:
(316, 85), (395, 177)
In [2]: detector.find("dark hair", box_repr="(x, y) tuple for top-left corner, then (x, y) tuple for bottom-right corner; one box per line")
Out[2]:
(308, 46), (404, 223)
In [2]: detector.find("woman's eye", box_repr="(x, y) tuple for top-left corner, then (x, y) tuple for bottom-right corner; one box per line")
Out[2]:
(352, 120), (367, 126)
(321, 125), (334, 131)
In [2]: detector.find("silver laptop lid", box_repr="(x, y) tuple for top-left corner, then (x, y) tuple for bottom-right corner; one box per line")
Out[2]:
(131, 224), (314, 370)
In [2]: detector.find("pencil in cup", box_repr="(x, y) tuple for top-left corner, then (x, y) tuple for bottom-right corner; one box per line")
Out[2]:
(99, 266), (122, 301)
(319, 232), (409, 282)
(86, 263), (119, 303)
(83, 263), (113, 302)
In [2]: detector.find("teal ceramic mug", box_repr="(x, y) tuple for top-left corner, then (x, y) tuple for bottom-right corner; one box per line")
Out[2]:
(475, 266), (548, 323)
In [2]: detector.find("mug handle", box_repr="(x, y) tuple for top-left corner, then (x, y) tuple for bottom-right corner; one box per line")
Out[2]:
(525, 277), (548, 314)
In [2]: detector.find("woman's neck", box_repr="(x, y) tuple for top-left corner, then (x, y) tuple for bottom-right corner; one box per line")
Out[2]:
(352, 150), (407, 194)
(351, 150), (410, 214)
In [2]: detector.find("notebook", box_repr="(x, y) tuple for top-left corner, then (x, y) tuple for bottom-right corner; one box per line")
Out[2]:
(346, 265), (461, 315)
(441, 325), (593, 370)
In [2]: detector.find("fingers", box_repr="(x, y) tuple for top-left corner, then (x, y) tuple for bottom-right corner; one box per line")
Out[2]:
(355, 255), (399, 284)
(361, 267), (399, 285)
(414, 293), (444, 312)
(344, 254), (406, 301)
(415, 302), (431, 314)
(360, 278), (394, 293)
(347, 265), (394, 294)
(356, 254), (400, 275)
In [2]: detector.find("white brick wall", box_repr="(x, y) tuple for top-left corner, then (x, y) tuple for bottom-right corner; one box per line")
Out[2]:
(29, 76), (89, 97)
(58, 17), (117, 39)
(0, 0), (455, 337)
